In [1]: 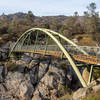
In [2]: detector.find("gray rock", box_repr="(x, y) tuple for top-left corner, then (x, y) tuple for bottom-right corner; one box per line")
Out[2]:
(73, 88), (89, 100)
(0, 66), (7, 82)
(15, 65), (25, 73)
(16, 80), (34, 100)
(92, 84), (100, 93)
(38, 61), (49, 80)
(0, 84), (7, 93)
(32, 62), (70, 100)
(28, 59), (39, 68)
(21, 54), (33, 64)
(0, 83), (19, 100)
(6, 72), (34, 100)
(3, 55), (82, 100)
(29, 60), (49, 86)
(0, 66), (4, 82)
(30, 65), (39, 85)
(32, 91), (42, 100)
(0, 93), (14, 100)
(0, 45), (9, 61)
(6, 72), (24, 92)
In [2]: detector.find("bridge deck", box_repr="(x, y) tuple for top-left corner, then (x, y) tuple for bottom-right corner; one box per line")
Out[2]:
(13, 49), (100, 65)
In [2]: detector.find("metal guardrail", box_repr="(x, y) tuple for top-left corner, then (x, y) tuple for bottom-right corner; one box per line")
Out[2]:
(10, 44), (100, 56)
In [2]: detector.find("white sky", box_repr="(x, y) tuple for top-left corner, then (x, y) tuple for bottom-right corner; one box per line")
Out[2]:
(0, 0), (100, 16)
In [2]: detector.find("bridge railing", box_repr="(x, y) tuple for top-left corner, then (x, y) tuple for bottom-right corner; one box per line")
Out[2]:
(10, 44), (100, 56)
(10, 44), (100, 62)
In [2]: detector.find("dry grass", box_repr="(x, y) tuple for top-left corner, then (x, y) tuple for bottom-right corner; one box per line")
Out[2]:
(74, 34), (97, 46)
(82, 90), (100, 100)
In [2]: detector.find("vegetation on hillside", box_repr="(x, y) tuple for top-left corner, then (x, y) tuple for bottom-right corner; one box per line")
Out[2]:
(0, 2), (100, 46)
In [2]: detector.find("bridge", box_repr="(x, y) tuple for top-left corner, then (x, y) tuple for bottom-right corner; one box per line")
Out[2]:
(9, 28), (100, 88)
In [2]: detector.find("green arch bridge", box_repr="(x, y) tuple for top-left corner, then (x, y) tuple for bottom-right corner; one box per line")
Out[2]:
(9, 28), (100, 87)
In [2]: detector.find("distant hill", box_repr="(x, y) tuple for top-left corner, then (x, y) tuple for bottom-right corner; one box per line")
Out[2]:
(0, 12), (99, 46)
(0, 12), (26, 21)
(0, 12), (85, 25)
(0, 12), (69, 23)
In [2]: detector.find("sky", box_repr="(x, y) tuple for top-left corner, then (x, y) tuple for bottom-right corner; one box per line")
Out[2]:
(0, 0), (100, 16)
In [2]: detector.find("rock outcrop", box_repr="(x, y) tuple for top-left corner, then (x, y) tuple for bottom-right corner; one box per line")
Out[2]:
(73, 83), (100, 100)
(0, 54), (76, 100)
(0, 45), (9, 61)
(0, 53), (99, 100)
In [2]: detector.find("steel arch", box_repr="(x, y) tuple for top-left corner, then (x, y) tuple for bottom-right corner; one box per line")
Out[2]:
(9, 28), (87, 87)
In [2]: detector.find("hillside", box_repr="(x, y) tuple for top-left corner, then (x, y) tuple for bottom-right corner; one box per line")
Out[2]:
(0, 12), (99, 46)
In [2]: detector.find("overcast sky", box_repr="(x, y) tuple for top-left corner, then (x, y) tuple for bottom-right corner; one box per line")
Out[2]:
(0, 0), (100, 16)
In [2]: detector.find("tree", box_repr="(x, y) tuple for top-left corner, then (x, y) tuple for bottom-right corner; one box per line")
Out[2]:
(83, 2), (100, 34)
(74, 11), (78, 17)
(25, 11), (35, 25)
(87, 2), (96, 16)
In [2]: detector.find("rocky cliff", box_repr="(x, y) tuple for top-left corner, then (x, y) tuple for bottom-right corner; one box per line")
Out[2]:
(0, 50), (82, 100)
(0, 46), (100, 100)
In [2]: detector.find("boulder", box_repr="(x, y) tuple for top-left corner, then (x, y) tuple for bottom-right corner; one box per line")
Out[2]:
(6, 72), (34, 100)
(32, 91), (42, 100)
(0, 84), (7, 93)
(16, 80), (34, 100)
(32, 62), (70, 100)
(28, 59), (39, 69)
(29, 60), (50, 86)
(0, 66), (4, 82)
(0, 93), (16, 100)
(0, 45), (9, 61)
(73, 88), (89, 100)
(92, 84), (100, 93)
(21, 54), (33, 64)
(0, 65), (7, 82)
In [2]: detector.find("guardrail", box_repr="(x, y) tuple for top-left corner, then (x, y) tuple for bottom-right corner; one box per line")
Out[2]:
(10, 44), (100, 56)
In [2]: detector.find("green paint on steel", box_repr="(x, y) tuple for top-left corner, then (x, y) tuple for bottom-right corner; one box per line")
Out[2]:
(88, 65), (94, 85)
(9, 30), (32, 56)
(44, 35), (48, 55)
(9, 28), (88, 87)
(21, 33), (30, 49)
(34, 31), (39, 50)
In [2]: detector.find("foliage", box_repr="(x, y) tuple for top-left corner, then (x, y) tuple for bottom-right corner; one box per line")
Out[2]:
(0, 2), (100, 45)
(83, 2), (100, 34)
(6, 60), (18, 71)
(57, 94), (72, 100)
(58, 85), (71, 98)
(94, 69), (100, 79)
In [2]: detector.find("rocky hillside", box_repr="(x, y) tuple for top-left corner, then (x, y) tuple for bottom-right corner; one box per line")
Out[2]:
(0, 12), (68, 24)
(0, 45), (100, 100)
(0, 45), (80, 100)
(0, 54), (79, 100)
(0, 11), (100, 46)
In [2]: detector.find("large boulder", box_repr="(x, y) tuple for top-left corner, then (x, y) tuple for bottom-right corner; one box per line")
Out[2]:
(29, 60), (49, 86)
(21, 54), (33, 64)
(92, 84), (100, 93)
(32, 61), (70, 100)
(5, 72), (34, 100)
(73, 84), (100, 100)
(73, 87), (89, 100)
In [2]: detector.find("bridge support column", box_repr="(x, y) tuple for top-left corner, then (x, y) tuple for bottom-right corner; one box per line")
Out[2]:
(88, 65), (94, 85)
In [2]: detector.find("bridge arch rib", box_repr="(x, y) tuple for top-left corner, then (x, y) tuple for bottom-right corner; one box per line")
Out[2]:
(9, 28), (88, 87)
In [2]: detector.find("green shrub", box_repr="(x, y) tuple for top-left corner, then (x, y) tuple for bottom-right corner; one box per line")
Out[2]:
(94, 69), (100, 79)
